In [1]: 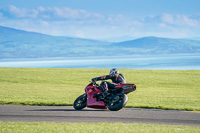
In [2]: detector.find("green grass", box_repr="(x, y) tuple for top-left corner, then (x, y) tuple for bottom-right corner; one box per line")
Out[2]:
(0, 68), (200, 111)
(0, 122), (199, 133)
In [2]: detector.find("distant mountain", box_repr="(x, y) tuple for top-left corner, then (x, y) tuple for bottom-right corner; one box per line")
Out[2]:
(113, 37), (200, 55)
(0, 26), (111, 58)
(100, 35), (136, 42)
(0, 26), (200, 58)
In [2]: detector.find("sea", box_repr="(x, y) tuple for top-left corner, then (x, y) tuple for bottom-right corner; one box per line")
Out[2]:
(0, 55), (199, 70)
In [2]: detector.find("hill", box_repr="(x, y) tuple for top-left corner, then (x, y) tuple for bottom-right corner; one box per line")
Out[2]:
(113, 37), (200, 54)
(0, 26), (200, 58)
(0, 26), (111, 58)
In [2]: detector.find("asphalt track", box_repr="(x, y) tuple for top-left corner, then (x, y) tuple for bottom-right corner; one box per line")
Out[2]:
(0, 105), (199, 126)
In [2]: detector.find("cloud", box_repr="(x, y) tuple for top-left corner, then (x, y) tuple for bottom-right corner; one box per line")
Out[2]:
(8, 5), (38, 18)
(161, 13), (199, 27)
(0, 6), (200, 39)
(2, 5), (107, 21)
(161, 13), (174, 24)
(144, 13), (200, 27)
(0, 5), (128, 38)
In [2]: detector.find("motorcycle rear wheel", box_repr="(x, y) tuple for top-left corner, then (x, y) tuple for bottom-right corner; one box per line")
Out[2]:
(106, 93), (128, 111)
(73, 94), (87, 110)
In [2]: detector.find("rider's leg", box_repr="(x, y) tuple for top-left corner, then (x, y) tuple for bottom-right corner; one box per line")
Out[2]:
(100, 81), (118, 97)
(106, 82), (118, 90)
(100, 81), (108, 92)
(100, 81), (108, 97)
(93, 81), (108, 99)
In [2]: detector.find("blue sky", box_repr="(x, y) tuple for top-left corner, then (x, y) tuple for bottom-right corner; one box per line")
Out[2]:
(0, 0), (200, 41)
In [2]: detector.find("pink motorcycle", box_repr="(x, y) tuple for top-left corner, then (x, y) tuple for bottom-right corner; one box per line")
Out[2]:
(73, 81), (136, 111)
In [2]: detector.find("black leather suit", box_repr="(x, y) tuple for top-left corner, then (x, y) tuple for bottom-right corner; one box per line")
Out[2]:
(93, 74), (126, 92)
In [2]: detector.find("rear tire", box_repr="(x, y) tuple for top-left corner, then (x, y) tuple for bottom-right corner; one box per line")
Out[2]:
(73, 94), (87, 110)
(106, 93), (128, 111)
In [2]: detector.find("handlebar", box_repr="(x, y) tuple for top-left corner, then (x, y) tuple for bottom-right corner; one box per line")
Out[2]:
(90, 80), (99, 87)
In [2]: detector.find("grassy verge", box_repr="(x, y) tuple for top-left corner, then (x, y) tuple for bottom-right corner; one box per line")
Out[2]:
(0, 68), (199, 111)
(0, 122), (199, 133)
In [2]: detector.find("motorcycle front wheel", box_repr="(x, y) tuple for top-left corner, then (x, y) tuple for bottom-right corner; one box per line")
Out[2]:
(73, 93), (87, 110)
(106, 93), (128, 111)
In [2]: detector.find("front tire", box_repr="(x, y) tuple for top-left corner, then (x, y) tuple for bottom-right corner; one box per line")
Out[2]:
(73, 94), (87, 110)
(106, 93), (128, 111)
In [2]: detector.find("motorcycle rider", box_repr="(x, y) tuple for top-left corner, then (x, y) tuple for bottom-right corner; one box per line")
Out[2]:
(91, 68), (126, 97)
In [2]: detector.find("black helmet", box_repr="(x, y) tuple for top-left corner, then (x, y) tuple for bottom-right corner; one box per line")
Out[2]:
(109, 68), (119, 75)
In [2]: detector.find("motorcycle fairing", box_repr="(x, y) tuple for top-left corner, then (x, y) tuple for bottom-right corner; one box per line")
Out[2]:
(85, 83), (107, 109)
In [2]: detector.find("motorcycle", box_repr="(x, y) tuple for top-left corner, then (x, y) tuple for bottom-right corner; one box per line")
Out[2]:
(73, 81), (136, 111)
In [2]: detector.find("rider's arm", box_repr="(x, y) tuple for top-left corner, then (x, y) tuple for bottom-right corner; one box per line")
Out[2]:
(93, 75), (114, 81)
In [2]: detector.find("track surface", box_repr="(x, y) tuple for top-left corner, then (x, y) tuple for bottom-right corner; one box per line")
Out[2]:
(0, 105), (199, 126)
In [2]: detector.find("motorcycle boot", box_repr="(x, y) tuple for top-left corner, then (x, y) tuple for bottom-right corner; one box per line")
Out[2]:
(100, 81), (108, 98)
